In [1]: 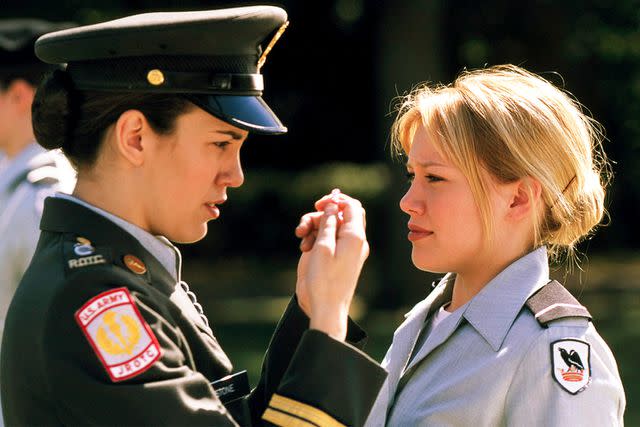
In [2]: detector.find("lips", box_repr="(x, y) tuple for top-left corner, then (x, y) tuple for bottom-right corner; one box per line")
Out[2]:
(204, 198), (226, 219)
(407, 223), (433, 242)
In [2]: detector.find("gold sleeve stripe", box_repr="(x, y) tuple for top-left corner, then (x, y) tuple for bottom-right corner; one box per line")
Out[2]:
(262, 408), (318, 427)
(267, 394), (346, 427)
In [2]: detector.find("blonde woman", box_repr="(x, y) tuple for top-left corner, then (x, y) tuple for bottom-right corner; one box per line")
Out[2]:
(360, 65), (626, 425)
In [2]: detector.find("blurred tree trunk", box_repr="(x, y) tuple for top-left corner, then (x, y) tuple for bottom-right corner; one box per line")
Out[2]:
(372, 0), (445, 309)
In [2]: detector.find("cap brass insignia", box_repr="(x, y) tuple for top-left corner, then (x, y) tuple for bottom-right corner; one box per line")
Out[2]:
(146, 69), (165, 86)
(257, 21), (289, 71)
(76, 237), (91, 245)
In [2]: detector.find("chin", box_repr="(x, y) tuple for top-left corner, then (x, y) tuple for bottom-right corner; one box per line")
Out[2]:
(411, 251), (448, 274)
(169, 224), (208, 244)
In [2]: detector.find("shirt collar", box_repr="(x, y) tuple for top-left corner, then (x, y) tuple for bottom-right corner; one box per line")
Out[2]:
(54, 193), (180, 281)
(461, 246), (550, 351)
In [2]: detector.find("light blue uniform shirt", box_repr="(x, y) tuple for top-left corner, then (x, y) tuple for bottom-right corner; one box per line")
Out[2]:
(0, 144), (75, 427)
(0, 144), (75, 347)
(365, 247), (626, 426)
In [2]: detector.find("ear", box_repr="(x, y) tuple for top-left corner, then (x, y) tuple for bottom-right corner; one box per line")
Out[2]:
(506, 177), (542, 221)
(113, 110), (150, 167)
(5, 79), (35, 113)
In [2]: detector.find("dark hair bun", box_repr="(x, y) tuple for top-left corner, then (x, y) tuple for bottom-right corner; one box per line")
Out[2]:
(32, 69), (78, 150)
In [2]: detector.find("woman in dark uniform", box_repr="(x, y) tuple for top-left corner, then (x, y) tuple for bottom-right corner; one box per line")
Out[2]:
(0, 6), (386, 427)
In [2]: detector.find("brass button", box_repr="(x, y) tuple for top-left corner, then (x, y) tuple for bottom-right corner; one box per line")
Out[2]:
(147, 69), (165, 86)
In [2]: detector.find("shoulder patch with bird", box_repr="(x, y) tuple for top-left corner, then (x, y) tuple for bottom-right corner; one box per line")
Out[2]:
(550, 338), (591, 394)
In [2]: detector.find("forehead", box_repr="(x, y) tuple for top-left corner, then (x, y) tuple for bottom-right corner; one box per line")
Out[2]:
(179, 105), (249, 139)
(406, 124), (449, 167)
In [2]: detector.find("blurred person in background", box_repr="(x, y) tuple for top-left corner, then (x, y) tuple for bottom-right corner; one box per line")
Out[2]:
(0, 18), (75, 425)
(358, 64), (625, 425)
(1, 6), (385, 426)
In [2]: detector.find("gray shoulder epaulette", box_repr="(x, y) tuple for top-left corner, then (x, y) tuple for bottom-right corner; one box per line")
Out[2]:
(26, 164), (61, 185)
(8, 161), (59, 192)
(525, 280), (592, 326)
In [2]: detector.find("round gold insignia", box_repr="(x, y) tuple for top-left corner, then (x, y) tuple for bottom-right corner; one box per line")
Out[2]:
(124, 254), (147, 274)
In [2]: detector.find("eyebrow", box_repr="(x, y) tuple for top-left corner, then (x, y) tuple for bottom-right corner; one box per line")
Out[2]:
(211, 129), (246, 140)
(406, 159), (448, 168)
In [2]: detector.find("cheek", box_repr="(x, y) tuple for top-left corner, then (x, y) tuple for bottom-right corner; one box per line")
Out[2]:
(147, 155), (206, 218)
(169, 169), (212, 208)
(172, 152), (218, 192)
(421, 191), (483, 250)
(448, 194), (483, 238)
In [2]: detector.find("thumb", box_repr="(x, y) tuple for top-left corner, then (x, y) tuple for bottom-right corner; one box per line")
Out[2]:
(314, 203), (339, 254)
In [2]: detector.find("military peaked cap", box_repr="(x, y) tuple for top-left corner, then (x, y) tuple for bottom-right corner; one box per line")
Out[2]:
(35, 6), (289, 134)
(0, 19), (74, 80)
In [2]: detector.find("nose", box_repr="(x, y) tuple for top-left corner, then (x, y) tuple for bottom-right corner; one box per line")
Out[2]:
(399, 182), (424, 216)
(217, 153), (245, 188)
(228, 156), (245, 188)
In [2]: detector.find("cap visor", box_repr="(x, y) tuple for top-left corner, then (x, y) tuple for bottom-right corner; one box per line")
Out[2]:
(187, 94), (287, 135)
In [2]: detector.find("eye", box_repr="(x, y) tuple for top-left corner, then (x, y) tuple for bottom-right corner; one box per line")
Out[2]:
(213, 141), (231, 149)
(426, 174), (444, 183)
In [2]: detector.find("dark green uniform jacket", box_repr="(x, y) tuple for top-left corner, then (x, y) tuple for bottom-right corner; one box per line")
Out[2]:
(1, 197), (387, 426)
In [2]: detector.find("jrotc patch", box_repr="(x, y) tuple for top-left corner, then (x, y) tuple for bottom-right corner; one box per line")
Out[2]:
(75, 287), (162, 382)
(551, 339), (591, 394)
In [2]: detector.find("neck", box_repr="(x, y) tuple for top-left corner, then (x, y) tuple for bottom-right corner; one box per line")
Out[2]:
(73, 170), (147, 231)
(1, 126), (35, 158)
(447, 243), (531, 312)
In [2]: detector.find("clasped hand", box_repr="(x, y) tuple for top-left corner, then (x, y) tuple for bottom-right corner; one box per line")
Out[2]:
(294, 190), (369, 342)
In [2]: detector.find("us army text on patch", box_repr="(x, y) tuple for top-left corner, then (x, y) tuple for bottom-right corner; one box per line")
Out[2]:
(75, 287), (162, 382)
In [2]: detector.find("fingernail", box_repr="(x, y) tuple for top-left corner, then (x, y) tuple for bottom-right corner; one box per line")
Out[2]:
(331, 188), (341, 195)
(325, 203), (338, 215)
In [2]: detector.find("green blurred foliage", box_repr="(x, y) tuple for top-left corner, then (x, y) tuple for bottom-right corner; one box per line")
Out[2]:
(2, 0), (638, 422)
(444, 0), (640, 249)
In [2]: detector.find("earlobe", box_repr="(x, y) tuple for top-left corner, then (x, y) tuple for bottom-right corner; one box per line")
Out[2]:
(115, 110), (146, 167)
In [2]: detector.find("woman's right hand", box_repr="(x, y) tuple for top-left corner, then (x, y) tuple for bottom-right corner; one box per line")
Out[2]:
(294, 191), (369, 342)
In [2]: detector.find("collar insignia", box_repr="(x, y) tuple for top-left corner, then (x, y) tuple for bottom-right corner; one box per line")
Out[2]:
(124, 254), (147, 275)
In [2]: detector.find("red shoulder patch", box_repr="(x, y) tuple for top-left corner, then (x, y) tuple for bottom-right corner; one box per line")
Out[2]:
(75, 287), (162, 382)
